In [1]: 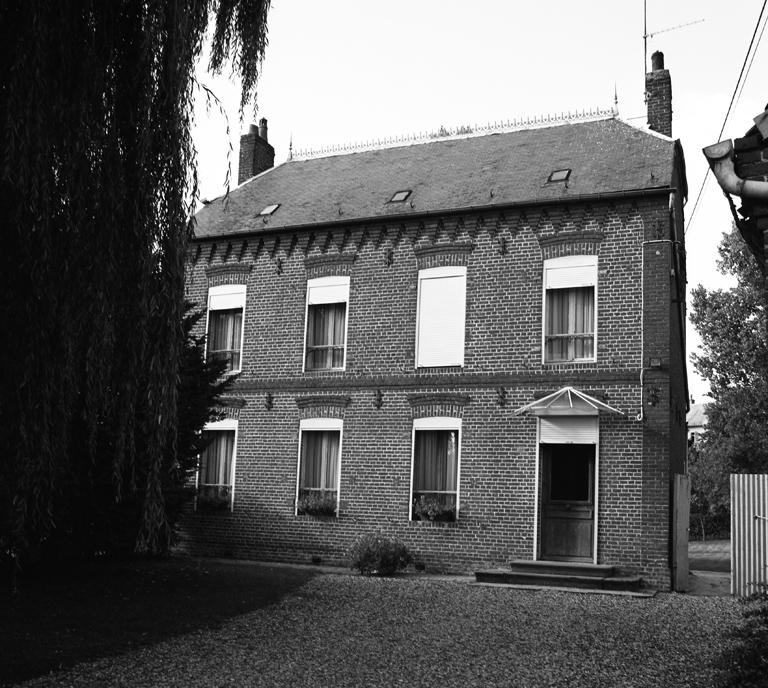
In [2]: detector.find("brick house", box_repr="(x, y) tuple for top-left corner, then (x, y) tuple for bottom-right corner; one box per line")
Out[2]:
(183, 53), (689, 589)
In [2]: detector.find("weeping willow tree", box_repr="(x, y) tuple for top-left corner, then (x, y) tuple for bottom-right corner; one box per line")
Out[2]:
(0, 0), (269, 564)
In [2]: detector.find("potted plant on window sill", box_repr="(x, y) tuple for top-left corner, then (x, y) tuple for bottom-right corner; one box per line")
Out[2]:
(196, 485), (232, 511)
(412, 496), (456, 523)
(297, 491), (338, 518)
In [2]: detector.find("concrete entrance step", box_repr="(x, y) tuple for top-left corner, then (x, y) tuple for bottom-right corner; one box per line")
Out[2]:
(475, 560), (642, 592)
(506, 560), (615, 577)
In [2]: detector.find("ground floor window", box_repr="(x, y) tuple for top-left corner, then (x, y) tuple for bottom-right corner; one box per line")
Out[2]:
(411, 418), (460, 522)
(297, 419), (342, 516)
(197, 421), (237, 511)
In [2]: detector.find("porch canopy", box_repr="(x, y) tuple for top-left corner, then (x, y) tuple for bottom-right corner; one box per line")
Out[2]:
(514, 386), (623, 417)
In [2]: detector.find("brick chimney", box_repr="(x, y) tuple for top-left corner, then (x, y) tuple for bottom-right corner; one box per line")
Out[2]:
(238, 117), (275, 184)
(646, 51), (672, 138)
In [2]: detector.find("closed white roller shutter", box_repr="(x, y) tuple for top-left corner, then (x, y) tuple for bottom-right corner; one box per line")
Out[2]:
(540, 416), (598, 444)
(307, 276), (349, 305)
(417, 267), (466, 367)
(545, 259), (597, 289)
(209, 284), (246, 311)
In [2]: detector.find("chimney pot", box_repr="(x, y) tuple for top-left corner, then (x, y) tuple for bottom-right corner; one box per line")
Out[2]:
(646, 54), (672, 138)
(238, 117), (275, 185)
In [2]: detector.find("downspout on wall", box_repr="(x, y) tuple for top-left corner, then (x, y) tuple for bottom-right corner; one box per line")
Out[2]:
(703, 114), (768, 270)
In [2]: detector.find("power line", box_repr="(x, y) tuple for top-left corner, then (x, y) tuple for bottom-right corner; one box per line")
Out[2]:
(685, 0), (768, 234)
(735, 10), (768, 109)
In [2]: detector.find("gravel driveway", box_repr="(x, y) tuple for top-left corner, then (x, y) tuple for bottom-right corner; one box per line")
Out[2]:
(19, 573), (740, 688)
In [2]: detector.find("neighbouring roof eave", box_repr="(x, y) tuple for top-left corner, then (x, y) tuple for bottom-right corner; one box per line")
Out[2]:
(191, 184), (678, 242)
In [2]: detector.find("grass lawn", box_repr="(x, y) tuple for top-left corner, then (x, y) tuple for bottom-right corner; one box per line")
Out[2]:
(1, 558), (748, 688)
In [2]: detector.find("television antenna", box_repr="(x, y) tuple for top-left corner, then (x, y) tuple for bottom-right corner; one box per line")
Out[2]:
(643, 0), (704, 74)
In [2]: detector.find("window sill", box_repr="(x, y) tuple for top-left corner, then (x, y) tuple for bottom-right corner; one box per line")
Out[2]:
(194, 504), (233, 514)
(542, 359), (597, 367)
(409, 518), (460, 528)
(295, 513), (339, 521)
(414, 365), (464, 374)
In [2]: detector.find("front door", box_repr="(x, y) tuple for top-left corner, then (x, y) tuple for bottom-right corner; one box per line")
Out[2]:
(540, 443), (595, 561)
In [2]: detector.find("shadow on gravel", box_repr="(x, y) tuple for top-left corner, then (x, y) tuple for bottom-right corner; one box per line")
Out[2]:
(0, 557), (316, 686)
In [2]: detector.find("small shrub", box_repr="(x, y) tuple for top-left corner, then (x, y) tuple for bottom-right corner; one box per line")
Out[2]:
(412, 496), (456, 522)
(349, 532), (413, 576)
(297, 491), (337, 517)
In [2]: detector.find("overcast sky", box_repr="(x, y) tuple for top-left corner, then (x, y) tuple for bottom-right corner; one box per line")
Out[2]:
(192, 0), (768, 402)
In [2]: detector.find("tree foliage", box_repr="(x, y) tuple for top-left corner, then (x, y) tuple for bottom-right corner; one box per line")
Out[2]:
(0, 1), (270, 563)
(690, 226), (768, 514)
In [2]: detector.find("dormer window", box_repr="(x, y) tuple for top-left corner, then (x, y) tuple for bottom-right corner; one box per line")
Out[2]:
(259, 203), (280, 215)
(548, 169), (571, 183)
(389, 190), (411, 203)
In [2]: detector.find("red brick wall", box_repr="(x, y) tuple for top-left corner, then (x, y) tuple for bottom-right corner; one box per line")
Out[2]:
(182, 195), (685, 590)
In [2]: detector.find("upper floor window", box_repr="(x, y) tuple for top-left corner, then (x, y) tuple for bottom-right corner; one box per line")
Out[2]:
(415, 266), (466, 368)
(296, 418), (342, 517)
(410, 417), (461, 522)
(206, 284), (246, 373)
(543, 256), (597, 363)
(304, 276), (350, 371)
(196, 418), (238, 511)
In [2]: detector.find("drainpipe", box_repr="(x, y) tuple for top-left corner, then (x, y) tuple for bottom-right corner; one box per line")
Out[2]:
(702, 140), (768, 200)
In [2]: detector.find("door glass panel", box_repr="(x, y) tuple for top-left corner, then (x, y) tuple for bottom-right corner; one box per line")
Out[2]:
(547, 444), (593, 502)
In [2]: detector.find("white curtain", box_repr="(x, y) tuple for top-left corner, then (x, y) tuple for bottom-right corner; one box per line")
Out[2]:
(208, 308), (243, 371)
(306, 303), (346, 369)
(300, 430), (340, 491)
(413, 430), (458, 506)
(201, 431), (234, 486)
(545, 287), (594, 361)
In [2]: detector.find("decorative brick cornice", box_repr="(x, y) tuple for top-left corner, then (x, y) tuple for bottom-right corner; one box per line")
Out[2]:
(214, 398), (246, 420)
(407, 393), (470, 419)
(413, 242), (474, 269)
(304, 254), (356, 279)
(295, 394), (351, 419)
(205, 263), (253, 286)
(537, 230), (604, 260)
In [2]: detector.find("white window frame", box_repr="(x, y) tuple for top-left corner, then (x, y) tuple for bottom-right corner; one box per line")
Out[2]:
(205, 284), (247, 374)
(295, 417), (343, 517)
(408, 416), (463, 521)
(541, 255), (598, 364)
(415, 265), (467, 368)
(303, 276), (350, 372)
(195, 417), (239, 511)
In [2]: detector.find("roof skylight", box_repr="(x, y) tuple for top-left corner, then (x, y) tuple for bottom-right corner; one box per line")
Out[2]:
(389, 190), (411, 203)
(259, 203), (280, 215)
(548, 169), (571, 183)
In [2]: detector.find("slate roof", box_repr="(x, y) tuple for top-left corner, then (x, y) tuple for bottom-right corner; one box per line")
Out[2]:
(194, 117), (679, 239)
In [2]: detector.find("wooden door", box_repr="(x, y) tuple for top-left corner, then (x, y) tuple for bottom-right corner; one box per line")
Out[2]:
(540, 444), (595, 561)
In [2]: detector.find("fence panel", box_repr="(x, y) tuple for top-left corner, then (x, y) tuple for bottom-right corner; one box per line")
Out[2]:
(673, 474), (690, 591)
(731, 473), (768, 596)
